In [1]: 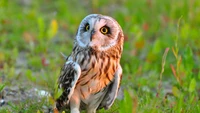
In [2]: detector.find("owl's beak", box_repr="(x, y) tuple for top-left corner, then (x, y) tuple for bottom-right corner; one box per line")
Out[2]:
(90, 29), (95, 41)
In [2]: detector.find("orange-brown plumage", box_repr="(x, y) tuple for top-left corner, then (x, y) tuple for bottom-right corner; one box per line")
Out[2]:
(55, 14), (124, 113)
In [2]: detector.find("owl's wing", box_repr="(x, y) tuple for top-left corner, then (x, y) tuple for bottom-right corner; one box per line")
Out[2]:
(56, 60), (81, 110)
(99, 65), (122, 110)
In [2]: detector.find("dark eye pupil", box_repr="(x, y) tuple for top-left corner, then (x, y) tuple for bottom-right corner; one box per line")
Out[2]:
(102, 28), (106, 32)
(100, 27), (109, 34)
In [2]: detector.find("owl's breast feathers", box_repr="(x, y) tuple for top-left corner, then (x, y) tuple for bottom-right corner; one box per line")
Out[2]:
(70, 45), (122, 99)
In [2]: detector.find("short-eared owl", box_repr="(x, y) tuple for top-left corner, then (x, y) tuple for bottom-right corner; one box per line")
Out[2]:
(55, 14), (124, 113)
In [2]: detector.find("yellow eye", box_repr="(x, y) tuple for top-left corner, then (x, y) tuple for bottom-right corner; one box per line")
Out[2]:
(100, 26), (109, 34)
(85, 24), (90, 31)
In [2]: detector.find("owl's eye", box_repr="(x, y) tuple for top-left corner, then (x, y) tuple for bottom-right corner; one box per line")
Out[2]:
(100, 26), (110, 35)
(85, 23), (90, 31)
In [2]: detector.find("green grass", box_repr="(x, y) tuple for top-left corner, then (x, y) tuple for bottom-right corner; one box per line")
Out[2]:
(0, 0), (200, 112)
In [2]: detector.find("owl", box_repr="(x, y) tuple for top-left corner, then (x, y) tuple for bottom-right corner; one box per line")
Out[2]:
(55, 14), (124, 113)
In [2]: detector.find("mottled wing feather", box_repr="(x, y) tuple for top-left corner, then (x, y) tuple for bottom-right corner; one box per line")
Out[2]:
(98, 65), (122, 110)
(56, 60), (81, 110)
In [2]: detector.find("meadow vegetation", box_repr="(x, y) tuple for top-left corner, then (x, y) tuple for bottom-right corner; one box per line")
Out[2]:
(0, 0), (200, 112)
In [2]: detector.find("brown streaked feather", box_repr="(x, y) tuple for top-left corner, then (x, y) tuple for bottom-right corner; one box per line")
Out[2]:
(55, 14), (124, 112)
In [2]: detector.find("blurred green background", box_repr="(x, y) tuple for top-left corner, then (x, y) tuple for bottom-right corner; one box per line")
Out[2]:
(0, 0), (200, 112)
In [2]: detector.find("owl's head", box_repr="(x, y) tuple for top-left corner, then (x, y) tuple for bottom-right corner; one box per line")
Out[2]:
(75, 14), (124, 52)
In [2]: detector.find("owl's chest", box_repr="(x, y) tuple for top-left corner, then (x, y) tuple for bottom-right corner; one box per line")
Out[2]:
(77, 52), (117, 82)
(74, 52), (118, 100)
